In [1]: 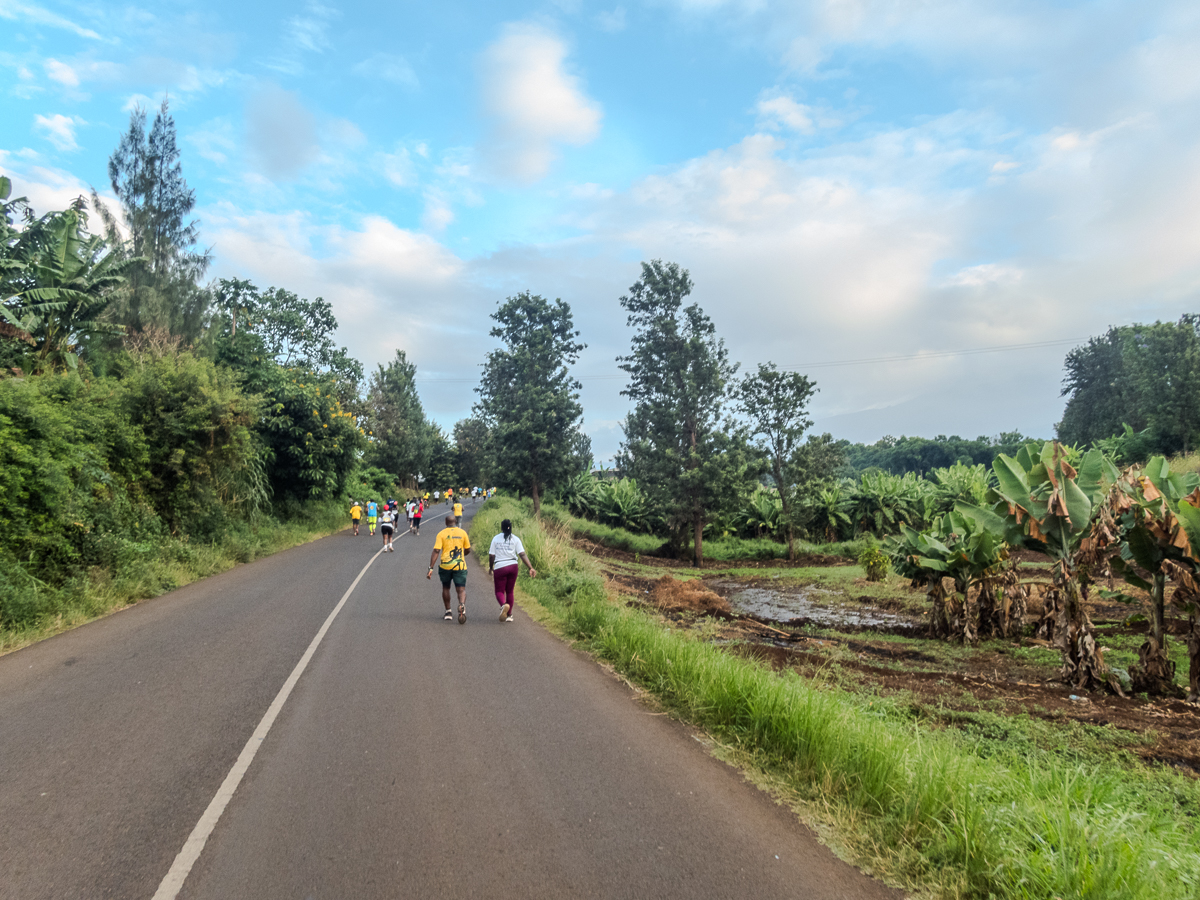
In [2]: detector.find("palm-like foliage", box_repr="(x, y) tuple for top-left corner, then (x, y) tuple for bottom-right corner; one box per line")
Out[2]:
(805, 479), (854, 543)
(927, 462), (994, 516)
(992, 441), (1121, 692)
(1093, 457), (1200, 697)
(850, 471), (927, 537)
(1, 201), (136, 372)
(737, 487), (782, 538)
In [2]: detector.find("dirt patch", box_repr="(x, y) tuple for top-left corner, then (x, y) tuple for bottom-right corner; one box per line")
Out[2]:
(648, 575), (733, 619)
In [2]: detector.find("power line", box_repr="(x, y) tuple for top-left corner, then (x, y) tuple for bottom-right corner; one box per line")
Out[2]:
(413, 337), (1085, 384)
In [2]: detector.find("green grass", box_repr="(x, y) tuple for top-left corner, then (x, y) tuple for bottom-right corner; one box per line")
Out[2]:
(0, 500), (350, 653)
(474, 497), (1200, 900)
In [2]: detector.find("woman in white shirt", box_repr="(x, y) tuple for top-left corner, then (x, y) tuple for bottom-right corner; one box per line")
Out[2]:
(488, 518), (536, 622)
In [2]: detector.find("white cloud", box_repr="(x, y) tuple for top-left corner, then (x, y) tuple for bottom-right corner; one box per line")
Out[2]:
(0, 155), (119, 221)
(245, 85), (319, 180)
(755, 93), (814, 133)
(381, 146), (416, 187)
(478, 23), (602, 183)
(33, 113), (82, 151)
(187, 118), (237, 164)
(0, 1), (104, 40)
(43, 58), (79, 87)
(354, 53), (418, 88)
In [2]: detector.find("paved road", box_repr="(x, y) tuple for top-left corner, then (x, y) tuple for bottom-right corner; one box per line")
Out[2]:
(0, 506), (901, 899)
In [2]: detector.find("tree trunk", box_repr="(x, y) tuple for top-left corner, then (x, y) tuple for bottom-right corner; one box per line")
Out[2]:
(1186, 611), (1200, 702)
(531, 480), (541, 516)
(693, 508), (704, 568)
(929, 581), (949, 638)
(1132, 574), (1179, 695)
(774, 461), (795, 562)
(1055, 576), (1122, 695)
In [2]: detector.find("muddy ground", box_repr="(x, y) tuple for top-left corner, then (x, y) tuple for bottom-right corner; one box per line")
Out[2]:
(577, 536), (1200, 775)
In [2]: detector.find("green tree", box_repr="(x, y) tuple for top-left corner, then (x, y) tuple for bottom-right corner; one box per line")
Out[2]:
(737, 362), (817, 559)
(1, 199), (135, 372)
(1057, 327), (1133, 447)
(475, 291), (586, 515)
(616, 260), (757, 566)
(363, 350), (433, 488)
(453, 417), (490, 487)
(94, 99), (210, 339)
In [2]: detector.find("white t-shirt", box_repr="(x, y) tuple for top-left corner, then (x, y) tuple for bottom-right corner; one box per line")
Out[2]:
(488, 533), (525, 568)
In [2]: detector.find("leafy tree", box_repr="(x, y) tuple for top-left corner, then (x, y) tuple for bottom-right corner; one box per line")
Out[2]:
(1057, 327), (1133, 447)
(453, 417), (490, 487)
(843, 432), (1035, 476)
(94, 99), (210, 339)
(737, 362), (817, 559)
(212, 278), (363, 394)
(475, 291), (586, 514)
(425, 426), (459, 494)
(992, 441), (1122, 692)
(1, 199), (135, 372)
(616, 260), (758, 565)
(362, 350), (433, 487)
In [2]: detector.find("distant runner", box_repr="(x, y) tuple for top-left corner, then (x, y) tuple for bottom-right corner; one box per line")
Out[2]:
(453, 499), (464, 526)
(411, 499), (423, 535)
(428, 514), (471, 624)
(380, 504), (396, 552)
(350, 500), (362, 536)
(366, 499), (378, 536)
(488, 518), (536, 622)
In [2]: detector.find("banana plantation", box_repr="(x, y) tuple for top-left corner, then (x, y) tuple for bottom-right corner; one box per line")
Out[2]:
(563, 445), (1200, 701)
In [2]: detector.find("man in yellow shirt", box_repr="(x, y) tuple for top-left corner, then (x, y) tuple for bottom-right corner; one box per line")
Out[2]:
(428, 514), (471, 623)
(453, 499), (464, 526)
(350, 501), (362, 536)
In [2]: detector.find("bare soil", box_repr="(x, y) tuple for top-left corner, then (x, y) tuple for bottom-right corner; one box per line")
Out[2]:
(590, 542), (1200, 776)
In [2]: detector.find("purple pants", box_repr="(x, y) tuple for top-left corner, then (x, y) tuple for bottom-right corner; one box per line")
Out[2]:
(493, 564), (518, 609)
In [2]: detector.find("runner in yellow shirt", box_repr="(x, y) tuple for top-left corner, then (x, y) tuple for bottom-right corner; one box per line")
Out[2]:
(453, 499), (464, 526)
(428, 515), (471, 624)
(350, 501), (362, 536)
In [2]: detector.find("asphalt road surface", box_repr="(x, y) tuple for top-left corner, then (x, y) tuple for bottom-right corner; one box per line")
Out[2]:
(0, 505), (903, 899)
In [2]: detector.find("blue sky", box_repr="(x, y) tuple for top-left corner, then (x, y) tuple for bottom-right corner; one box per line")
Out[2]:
(4, 0), (1200, 461)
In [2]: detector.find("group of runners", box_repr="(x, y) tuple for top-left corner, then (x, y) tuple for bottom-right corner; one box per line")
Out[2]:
(346, 490), (532, 626)
(427, 515), (536, 625)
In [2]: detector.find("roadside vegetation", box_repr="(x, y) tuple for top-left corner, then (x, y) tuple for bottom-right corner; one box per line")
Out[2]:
(473, 495), (1200, 900)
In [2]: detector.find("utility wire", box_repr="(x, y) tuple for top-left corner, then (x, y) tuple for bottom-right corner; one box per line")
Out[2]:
(413, 337), (1085, 384)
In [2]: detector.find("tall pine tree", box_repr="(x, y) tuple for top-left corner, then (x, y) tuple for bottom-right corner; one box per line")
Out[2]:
(94, 98), (210, 339)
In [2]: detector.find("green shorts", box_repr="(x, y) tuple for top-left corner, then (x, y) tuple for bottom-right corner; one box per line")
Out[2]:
(438, 567), (467, 587)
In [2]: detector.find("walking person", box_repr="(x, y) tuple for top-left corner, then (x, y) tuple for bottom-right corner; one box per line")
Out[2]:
(350, 500), (362, 536)
(428, 514), (471, 623)
(488, 518), (536, 622)
(411, 498), (423, 535)
(380, 504), (395, 552)
(366, 499), (378, 536)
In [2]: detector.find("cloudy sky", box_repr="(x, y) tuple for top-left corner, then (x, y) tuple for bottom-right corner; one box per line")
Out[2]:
(3, 0), (1199, 461)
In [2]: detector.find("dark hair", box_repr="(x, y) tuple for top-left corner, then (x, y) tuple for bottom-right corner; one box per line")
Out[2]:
(501, 519), (513, 539)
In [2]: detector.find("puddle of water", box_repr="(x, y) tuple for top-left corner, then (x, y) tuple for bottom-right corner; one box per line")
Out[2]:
(726, 586), (918, 631)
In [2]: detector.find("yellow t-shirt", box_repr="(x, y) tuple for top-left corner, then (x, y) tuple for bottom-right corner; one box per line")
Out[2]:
(350, 504), (362, 520)
(433, 527), (471, 570)
(453, 502), (463, 517)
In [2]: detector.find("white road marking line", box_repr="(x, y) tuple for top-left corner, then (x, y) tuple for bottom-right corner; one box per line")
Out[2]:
(152, 537), (399, 899)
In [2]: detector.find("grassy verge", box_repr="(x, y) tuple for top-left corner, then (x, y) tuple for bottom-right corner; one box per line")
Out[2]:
(0, 500), (349, 654)
(473, 496), (1200, 900)
(540, 501), (865, 561)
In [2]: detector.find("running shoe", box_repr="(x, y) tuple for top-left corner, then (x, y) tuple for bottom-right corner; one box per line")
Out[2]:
(458, 603), (466, 625)
(505, 616), (514, 622)
(443, 609), (453, 620)
(500, 603), (511, 622)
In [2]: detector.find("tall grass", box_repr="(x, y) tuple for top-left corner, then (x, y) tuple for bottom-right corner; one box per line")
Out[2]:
(0, 500), (349, 652)
(473, 497), (1200, 900)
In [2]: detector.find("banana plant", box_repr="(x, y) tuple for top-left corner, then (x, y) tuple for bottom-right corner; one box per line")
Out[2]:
(1093, 457), (1200, 697)
(805, 479), (854, 543)
(991, 441), (1121, 692)
(889, 506), (1012, 645)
